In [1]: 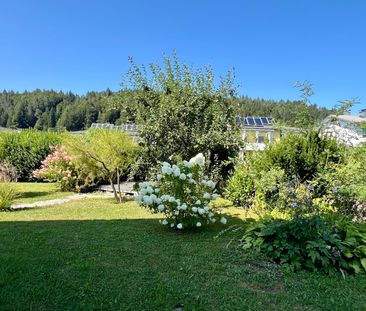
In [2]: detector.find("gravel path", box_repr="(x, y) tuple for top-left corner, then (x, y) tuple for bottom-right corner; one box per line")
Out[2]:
(11, 192), (115, 210)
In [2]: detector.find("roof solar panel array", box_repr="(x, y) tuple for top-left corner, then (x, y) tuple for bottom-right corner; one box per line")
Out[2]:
(236, 117), (273, 127)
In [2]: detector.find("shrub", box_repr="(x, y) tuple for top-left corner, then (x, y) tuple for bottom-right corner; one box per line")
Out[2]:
(0, 130), (61, 180)
(33, 146), (96, 192)
(136, 154), (227, 230)
(241, 216), (348, 273)
(226, 131), (344, 213)
(0, 161), (19, 182)
(0, 182), (17, 210)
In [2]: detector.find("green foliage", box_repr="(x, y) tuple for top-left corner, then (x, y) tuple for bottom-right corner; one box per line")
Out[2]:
(64, 129), (139, 201)
(120, 53), (241, 180)
(241, 216), (348, 273)
(341, 223), (366, 273)
(0, 130), (61, 180)
(0, 182), (17, 210)
(226, 131), (343, 213)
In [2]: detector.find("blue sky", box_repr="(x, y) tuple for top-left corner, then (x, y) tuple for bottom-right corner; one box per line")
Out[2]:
(1, 0), (365, 113)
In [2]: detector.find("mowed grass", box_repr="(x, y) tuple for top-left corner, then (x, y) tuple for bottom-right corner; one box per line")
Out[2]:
(12, 182), (73, 204)
(0, 199), (366, 310)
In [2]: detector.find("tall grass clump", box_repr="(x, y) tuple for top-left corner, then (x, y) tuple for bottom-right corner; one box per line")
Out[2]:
(0, 182), (17, 210)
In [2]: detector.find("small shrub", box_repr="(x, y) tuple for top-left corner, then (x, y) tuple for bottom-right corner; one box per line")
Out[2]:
(0, 182), (17, 210)
(241, 216), (348, 273)
(0, 161), (19, 182)
(136, 153), (227, 230)
(33, 146), (96, 192)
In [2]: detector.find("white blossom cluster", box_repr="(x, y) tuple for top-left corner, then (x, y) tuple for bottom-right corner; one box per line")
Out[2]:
(322, 125), (366, 147)
(136, 154), (227, 230)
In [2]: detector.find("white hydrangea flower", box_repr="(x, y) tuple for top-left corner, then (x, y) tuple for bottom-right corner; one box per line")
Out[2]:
(154, 188), (160, 193)
(206, 180), (215, 189)
(161, 219), (168, 225)
(162, 162), (171, 167)
(183, 160), (192, 168)
(155, 198), (162, 204)
(204, 206), (209, 212)
(189, 153), (205, 166)
(220, 217), (227, 225)
(162, 166), (173, 175)
(195, 200), (201, 205)
(150, 194), (157, 202)
(203, 192), (210, 199)
(169, 196), (176, 203)
(208, 212), (214, 217)
(179, 173), (186, 180)
(140, 188), (148, 195)
(136, 195), (143, 204)
(174, 210), (179, 215)
(198, 208), (205, 215)
(146, 186), (154, 194)
(196, 222), (202, 227)
(180, 203), (187, 210)
(192, 207), (198, 213)
(211, 218), (216, 223)
(177, 223), (183, 229)
(170, 224), (175, 228)
(188, 179), (196, 184)
(158, 204), (165, 212)
(187, 173), (192, 178)
(211, 193), (220, 200)
(143, 195), (153, 206)
(157, 174), (162, 181)
(173, 167), (181, 177)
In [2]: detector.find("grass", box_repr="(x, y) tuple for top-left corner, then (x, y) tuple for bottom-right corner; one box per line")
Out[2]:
(12, 182), (73, 204)
(1, 196), (366, 310)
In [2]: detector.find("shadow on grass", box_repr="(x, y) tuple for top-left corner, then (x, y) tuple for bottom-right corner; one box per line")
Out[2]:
(1, 217), (364, 311)
(16, 191), (57, 199)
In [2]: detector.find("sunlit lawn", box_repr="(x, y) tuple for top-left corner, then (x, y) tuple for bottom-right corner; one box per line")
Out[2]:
(12, 182), (73, 204)
(0, 193), (366, 310)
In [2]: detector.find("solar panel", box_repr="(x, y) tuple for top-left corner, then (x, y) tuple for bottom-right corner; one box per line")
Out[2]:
(247, 117), (255, 125)
(261, 117), (268, 125)
(254, 118), (263, 126)
(242, 118), (248, 126)
(267, 117), (273, 124)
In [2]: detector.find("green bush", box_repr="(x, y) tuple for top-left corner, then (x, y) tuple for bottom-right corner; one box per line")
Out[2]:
(241, 216), (366, 274)
(226, 131), (344, 213)
(0, 182), (17, 210)
(0, 130), (61, 180)
(241, 216), (348, 273)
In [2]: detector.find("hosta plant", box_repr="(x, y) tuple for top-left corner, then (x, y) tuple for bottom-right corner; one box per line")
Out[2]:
(136, 153), (227, 230)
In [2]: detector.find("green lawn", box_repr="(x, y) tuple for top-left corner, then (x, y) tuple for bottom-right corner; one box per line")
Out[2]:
(12, 182), (73, 204)
(0, 198), (366, 310)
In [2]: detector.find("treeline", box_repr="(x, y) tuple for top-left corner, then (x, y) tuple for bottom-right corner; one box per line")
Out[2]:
(0, 89), (334, 131)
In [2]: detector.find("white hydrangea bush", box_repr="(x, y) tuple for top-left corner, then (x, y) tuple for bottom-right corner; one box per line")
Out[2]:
(136, 153), (227, 230)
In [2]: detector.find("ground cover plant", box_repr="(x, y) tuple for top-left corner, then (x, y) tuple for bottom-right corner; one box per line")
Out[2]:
(0, 182), (17, 210)
(0, 197), (366, 310)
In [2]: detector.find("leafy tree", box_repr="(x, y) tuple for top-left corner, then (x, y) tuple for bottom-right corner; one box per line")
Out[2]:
(119, 53), (241, 181)
(64, 129), (139, 202)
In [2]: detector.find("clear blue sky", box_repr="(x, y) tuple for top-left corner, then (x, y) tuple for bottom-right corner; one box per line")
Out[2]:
(1, 0), (365, 113)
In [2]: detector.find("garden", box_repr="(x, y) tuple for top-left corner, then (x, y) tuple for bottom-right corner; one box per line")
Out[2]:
(0, 56), (366, 310)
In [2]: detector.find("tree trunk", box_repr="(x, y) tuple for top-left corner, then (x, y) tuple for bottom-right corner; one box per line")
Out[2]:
(109, 178), (119, 202)
(117, 167), (122, 203)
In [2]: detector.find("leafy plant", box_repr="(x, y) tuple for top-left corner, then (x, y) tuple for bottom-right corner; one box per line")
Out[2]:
(340, 223), (366, 273)
(136, 153), (227, 230)
(241, 216), (348, 273)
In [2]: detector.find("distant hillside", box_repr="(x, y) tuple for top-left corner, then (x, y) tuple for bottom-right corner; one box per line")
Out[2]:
(0, 90), (334, 131)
